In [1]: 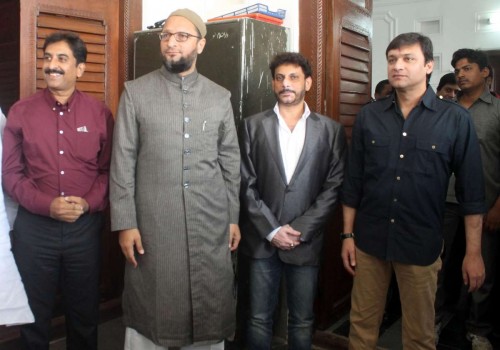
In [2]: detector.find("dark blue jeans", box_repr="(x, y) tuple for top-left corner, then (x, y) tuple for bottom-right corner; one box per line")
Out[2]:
(246, 252), (319, 350)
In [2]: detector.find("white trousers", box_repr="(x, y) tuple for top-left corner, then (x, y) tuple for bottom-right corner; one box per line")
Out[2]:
(124, 327), (224, 350)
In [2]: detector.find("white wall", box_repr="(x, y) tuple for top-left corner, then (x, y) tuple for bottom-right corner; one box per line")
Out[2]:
(373, 0), (500, 94)
(142, 0), (299, 51)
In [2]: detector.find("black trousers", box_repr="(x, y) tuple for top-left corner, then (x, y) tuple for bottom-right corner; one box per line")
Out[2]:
(435, 202), (465, 324)
(12, 206), (103, 350)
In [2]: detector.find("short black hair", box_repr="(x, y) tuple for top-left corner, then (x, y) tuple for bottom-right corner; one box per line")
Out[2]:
(270, 52), (312, 79)
(437, 73), (457, 91)
(451, 49), (488, 70)
(386, 32), (433, 64)
(43, 31), (87, 65)
(375, 79), (391, 95)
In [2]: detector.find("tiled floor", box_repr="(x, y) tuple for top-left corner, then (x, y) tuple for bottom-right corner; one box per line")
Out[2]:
(0, 318), (125, 350)
(49, 318), (125, 350)
(327, 310), (500, 350)
(2, 312), (499, 350)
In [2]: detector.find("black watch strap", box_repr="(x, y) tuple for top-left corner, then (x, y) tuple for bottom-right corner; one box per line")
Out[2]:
(340, 232), (355, 240)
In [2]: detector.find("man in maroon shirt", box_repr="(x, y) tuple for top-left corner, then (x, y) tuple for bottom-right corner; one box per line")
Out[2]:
(2, 31), (113, 349)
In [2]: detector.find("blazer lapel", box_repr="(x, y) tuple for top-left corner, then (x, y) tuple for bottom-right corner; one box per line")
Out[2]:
(288, 113), (322, 187)
(262, 111), (287, 184)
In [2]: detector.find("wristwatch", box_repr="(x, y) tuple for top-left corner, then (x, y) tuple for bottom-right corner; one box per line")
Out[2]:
(340, 232), (355, 240)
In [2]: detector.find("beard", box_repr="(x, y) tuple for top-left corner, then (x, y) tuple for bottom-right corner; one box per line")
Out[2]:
(274, 88), (306, 106)
(163, 50), (197, 74)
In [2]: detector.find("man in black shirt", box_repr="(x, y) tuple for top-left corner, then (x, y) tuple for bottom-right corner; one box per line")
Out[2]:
(341, 32), (486, 349)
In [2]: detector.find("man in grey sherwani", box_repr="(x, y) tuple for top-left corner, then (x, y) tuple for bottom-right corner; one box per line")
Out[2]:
(110, 8), (241, 350)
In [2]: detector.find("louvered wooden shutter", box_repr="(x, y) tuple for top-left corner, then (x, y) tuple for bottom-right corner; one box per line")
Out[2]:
(339, 28), (371, 137)
(36, 12), (106, 101)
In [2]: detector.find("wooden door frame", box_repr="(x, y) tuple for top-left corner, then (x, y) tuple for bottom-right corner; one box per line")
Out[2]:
(298, 0), (373, 329)
(298, 0), (327, 115)
(299, 0), (373, 118)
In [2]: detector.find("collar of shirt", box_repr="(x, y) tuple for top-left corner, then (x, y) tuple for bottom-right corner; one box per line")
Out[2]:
(273, 102), (310, 184)
(160, 65), (200, 87)
(457, 86), (495, 106)
(43, 88), (76, 111)
(382, 86), (438, 117)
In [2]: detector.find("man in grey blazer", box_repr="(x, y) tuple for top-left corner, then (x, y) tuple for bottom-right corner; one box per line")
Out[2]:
(239, 52), (346, 349)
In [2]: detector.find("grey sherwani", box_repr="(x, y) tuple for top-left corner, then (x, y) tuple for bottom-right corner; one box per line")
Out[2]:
(110, 66), (240, 347)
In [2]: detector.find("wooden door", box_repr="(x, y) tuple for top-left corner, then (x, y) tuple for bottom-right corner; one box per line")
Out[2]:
(0, 0), (141, 344)
(299, 0), (373, 329)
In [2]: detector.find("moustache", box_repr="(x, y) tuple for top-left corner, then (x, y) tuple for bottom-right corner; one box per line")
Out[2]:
(279, 89), (295, 94)
(44, 68), (64, 75)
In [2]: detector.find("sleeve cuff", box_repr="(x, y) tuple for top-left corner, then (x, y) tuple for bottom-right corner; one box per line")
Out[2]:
(266, 226), (281, 242)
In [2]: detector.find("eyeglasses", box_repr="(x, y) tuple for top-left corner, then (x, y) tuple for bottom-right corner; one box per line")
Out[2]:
(158, 32), (201, 42)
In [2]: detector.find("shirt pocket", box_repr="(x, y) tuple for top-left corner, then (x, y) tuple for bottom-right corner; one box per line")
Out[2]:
(413, 139), (451, 175)
(364, 134), (390, 173)
(75, 132), (101, 163)
(190, 119), (220, 152)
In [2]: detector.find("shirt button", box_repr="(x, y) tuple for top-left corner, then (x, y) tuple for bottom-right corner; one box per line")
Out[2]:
(184, 133), (190, 139)
(59, 150), (64, 155)
(59, 130), (64, 134)
(432, 145), (436, 150)
(400, 154), (404, 159)
(371, 140), (376, 144)
(184, 117), (190, 123)
(60, 170), (65, 175)
(393, 198), (398, 202)
(390, 219), (395, 223)
(182, 89), (188, 94)
(402, 132), (407, 136)
(59, 112), (64, 116)
(396, 176), (401, 181)
(60, 192), (65, 196)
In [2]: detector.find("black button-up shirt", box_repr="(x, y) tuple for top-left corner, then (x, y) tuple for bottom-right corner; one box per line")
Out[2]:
(342, 86), (486, 266)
